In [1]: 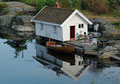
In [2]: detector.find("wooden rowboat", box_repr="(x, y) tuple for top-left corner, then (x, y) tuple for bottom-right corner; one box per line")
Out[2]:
(46, 42), (75, 54)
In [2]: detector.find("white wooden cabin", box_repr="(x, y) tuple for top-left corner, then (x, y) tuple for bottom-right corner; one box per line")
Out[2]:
(31, 6), (93, 42)
(34, 43), (91, 80)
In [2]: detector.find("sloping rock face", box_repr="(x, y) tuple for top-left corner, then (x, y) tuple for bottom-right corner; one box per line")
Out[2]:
(0, 2), (35, 32)
(5, 2), (35, 14)
(99, 40), (120, 59)
(0, 0), (4, 1)
(91, 18), (117, 37)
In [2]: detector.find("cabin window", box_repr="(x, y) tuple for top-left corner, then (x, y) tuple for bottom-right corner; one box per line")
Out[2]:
(79, 24), (84, 28)
(53, 26), (57, 34)
(79, 61), (82, 65)
(40, 24), (43, 30)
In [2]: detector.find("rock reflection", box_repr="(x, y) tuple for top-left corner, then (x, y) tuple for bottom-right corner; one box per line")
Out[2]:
(33, 41), (92, 80)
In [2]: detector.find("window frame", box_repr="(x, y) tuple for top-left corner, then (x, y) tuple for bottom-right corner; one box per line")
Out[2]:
(40, 24), (43, 30)
(53, 26), (57, 34)
(78, 24), (84, 28)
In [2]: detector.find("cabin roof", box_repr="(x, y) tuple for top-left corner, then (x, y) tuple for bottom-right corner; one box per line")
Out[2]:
(31, 6), (93, 25)
(32, 6), (74, 24)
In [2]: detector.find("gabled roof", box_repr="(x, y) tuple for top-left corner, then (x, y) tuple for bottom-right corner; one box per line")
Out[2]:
(31, 6), (93, 26)
(32, 6), (74, 24)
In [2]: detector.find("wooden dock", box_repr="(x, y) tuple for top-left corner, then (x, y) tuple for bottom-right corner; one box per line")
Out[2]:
(66, 40), (99, 56)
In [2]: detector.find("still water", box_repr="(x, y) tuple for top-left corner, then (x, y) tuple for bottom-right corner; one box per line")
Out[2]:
(0, 38), (120, 84)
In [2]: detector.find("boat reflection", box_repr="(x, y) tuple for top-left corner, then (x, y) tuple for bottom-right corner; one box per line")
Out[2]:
(33, 42), (92, 80)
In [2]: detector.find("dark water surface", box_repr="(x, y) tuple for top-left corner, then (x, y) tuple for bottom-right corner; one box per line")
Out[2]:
(0, 38), (120, 84)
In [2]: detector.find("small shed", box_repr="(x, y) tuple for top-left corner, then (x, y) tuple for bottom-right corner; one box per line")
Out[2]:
(31, 6), (93, 42)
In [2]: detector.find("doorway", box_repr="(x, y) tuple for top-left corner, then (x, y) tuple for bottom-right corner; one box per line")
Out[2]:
(70, 26), (75, 40)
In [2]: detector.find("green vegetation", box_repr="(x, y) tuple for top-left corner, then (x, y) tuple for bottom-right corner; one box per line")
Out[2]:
(0, 2), (8, 11)
(113, 21), (120, 27)
(2, 9), (9, 14)
(90, 80), (97, 84)
(3, 0), (120, 20)
(17, 0), (56, 12)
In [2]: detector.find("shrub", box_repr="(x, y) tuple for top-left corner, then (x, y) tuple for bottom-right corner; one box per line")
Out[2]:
(107, 0), (120, 10)
(3, 9), (9, 14)
(88, 0), (108, 14)
(81, 0), (88, 10)
(21, 0), (56, 12)
(0, 2), (8, 11)
(72, 0), (81, 8)
(112, 21), (120, 27)
(58, 0), (72, 8)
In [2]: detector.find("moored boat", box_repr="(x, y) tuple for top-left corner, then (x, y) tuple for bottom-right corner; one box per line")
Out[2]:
(46, 42), (75, 54)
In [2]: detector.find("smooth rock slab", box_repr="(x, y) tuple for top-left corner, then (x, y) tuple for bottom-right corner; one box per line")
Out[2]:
(0, 14), (15, 27)
(12, 25), (35, 32)
(99, 50), (115, 59)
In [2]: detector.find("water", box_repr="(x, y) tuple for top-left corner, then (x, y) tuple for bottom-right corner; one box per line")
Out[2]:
(0, 38), (120, 84)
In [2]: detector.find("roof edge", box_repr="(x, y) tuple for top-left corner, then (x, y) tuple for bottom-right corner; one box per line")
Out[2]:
(61, 9), (93, 27)
(61, 10), (76, 27)
(31, 20), (61, 26)
(31, 6), (47, 22)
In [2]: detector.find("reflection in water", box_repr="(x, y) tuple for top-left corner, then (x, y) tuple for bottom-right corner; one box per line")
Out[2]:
(0, 37), (120, 84)
(33, 41), (92, 80)
(4, 40), (32, 58)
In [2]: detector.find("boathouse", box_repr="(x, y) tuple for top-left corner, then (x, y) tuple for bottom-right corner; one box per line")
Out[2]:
(31, 6), (93, 41)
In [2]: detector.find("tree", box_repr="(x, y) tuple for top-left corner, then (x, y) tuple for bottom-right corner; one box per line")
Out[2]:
(81, 0), (88, 10)
(107, 0), (120, 10)
(88, 0), (108, 14)
(58, 0), (72, 8)
(72, 0), (81, 8)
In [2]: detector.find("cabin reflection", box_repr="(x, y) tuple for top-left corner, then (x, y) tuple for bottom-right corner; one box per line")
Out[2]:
(33, 42), (91, 80)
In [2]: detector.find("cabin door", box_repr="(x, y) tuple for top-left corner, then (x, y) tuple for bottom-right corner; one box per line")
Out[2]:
(70, 26), (75, 40)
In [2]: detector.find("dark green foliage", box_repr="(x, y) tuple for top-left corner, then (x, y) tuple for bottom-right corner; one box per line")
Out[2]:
(112, 21), (120, 27)
(107, 0), (120, 10)
(81, 0), (88, 10)
(35, 0), (56, 12)
(58, 0), (72, 8)
(72, 0), (81, 8)
(2, 9), (9, 14)
(88, 0), (108, 14)
(0, 3), (8, 11)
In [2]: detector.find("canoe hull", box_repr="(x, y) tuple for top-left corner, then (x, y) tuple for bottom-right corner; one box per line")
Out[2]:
(46, 42), (75, 54)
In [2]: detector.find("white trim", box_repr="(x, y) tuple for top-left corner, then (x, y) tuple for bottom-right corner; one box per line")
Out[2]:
(61, 9), (93, 27)
(32, 20), (61, 26)
(61, 64), (92, 80)
(76, 9), (93, 25)
(31, 6), (46, 22)
(61, 10), (77, 27)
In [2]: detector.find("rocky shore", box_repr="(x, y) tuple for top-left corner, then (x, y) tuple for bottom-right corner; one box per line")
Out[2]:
(0, 1), (35, 37)
(99, 40), (120, 59)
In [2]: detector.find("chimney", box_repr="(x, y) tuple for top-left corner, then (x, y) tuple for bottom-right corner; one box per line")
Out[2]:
(56, 2), (60, 8)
